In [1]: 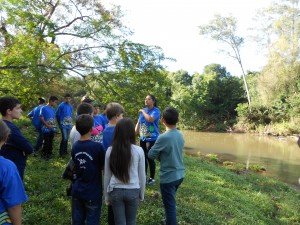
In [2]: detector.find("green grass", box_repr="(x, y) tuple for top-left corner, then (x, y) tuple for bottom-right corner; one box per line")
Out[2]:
(16, 117), (300, 224)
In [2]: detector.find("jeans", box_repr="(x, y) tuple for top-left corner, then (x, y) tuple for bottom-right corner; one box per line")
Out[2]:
(34, 128), (43, 151)
(42, 131), (54, 158)
(60, 128), (71, 156)
(140, 140), (156, 179)
(160, 178), (184, 225)
(72, 197), (102, 225)
(110, 188), (140, 225)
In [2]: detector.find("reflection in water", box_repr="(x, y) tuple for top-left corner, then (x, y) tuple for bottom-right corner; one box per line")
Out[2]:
(182, 131), (300, 186)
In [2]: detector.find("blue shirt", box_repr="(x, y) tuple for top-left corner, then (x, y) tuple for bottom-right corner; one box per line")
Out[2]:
(0, 120), (34, 179)
(71, 140), (105, 201)
(99, 114), (108, 129)
(40, 105), (56, 133)
(148, 129), (185, 183)
(0, 156), (28, 216)
(102, 126), (115, 151)
(139, 107), (160, 142)
(27, 105), (43, 129)
(56, 102), (73, 129)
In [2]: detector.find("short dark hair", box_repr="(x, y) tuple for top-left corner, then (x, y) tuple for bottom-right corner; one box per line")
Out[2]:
(106, 103), (125, 120)
(0, 97), (20, 116)
(77, 103), (94, 115)
(64, 93), (71, 98)
(76, 114), (94, 135)
(49, 96), (58, 102)
(38, 97), (46, 104)
(0, 120), (10, 143)
(162, 107), (179, 125)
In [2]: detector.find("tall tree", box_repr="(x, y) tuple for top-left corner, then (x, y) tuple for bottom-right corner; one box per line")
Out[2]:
(0, 0), (168, 108)
(199, 14), (251, 105)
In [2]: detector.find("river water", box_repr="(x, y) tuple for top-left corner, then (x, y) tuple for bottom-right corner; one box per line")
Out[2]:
(182, 130), (300, 187)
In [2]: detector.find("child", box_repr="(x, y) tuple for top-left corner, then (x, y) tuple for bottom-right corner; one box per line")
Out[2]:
(39, 96), (58, 161)
(70, 103), (94, 146)
(56, 94), (73, 156)
(0, 119), (28, 225)
(71, 114), (105, 225)
(27, 97), (46, 154)
(0, 96), (34, 179)
(148, 107), (185, 225)
(104, 118), (146, 225)
(101, 102), (124, 225)
(102, 103), (124, 151)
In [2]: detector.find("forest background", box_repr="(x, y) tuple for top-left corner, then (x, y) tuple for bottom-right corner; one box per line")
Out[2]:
(0, 0), (300, 136)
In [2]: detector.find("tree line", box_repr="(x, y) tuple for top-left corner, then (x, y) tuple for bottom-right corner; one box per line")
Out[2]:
(0, 0), (299, 135)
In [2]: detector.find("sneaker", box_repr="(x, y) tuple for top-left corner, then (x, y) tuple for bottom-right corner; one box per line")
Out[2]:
(147, 178), (155, 185)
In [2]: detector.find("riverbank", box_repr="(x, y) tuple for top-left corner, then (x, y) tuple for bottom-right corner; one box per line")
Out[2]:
(16, 119), (300, 224)
(23, 150), (300, 224)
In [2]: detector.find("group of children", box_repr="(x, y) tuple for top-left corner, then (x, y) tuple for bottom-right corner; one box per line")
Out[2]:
(0, 94), (185, 225)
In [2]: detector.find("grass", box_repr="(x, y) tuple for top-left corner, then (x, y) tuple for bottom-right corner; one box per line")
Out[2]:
(16, 117), (300, 224)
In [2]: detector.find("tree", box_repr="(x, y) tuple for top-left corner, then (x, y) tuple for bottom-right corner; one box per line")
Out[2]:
(199, 14), (251, 105)
(0, 0), (169, 109)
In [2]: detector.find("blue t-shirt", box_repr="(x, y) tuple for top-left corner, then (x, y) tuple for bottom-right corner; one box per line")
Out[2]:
(99, 114), (108, 129)
(139, 107), (160, 142)
(40, 105), (56, 133)
(0, 156), (28, 219)
(102, 126), (115, 151)
(0, 120), (34, 179)
(27, 105), (43, 130)
(56, 102), (73, 129)
(71, 140), (105, 201)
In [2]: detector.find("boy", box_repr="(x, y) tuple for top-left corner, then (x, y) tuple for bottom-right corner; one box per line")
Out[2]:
(0, 120), (28, 225)
(148, 107), (185, 225)
(101, 102), (124, 225)
(102, 103), (124, 151)
(39, 96), (58, 161)
(70, 102), (94, 146)
(56, 94), (73, 157)
(0, 96), (34, 179)
(71, 114), (105, 225)
(27, 97), (46, 154)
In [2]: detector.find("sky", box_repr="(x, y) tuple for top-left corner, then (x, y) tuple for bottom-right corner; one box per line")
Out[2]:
(103, 0), (273, 76)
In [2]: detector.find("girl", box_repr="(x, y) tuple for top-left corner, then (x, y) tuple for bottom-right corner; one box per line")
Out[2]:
(104, 118), (146, 225)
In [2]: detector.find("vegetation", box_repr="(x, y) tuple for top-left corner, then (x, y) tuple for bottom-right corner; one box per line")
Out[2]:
(1, 0), (300, 134)
(18, 118), (300, 225)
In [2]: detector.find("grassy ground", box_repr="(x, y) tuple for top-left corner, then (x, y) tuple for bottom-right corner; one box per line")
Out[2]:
(16, 118), (300, 225)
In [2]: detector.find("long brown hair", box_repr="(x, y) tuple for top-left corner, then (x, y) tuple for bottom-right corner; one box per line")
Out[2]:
(109, 118), (136, 183)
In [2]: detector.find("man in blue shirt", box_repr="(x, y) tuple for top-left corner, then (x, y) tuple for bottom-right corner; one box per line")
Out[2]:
(27, 97), (46, 154)
(40, 96), (58, 161)
(56, 94), (73, 157)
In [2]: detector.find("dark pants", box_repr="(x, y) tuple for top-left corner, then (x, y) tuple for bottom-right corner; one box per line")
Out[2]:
(59, 128), (71, 156)
(42, 131), (54, 158)
(160, 178), (183, 225)
(72, 197), (102, 225)
(108, 205), (115, 225)
(140, 140), (156, 179)
(34, 128), (43, 152)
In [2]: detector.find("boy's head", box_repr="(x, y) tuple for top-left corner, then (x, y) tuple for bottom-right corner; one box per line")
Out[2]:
(38, 97), (46, 105)
(77, 103), (94, 116)
(0, 120), (10, 147)
(0, 97), (22, 118)
(49, 96), (58, 106)
(162, 107), (179, 125)
(93, 101), (101, 115)
(106, 103), (125, 121)
(76, 114), (94, 136)
(81, 95), (93, 104)
(64, 94), (72, 103)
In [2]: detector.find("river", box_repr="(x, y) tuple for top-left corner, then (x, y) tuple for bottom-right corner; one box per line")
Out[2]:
(182, 130), (300, 188)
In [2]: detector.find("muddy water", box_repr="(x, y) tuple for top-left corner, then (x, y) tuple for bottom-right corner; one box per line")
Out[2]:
(182, 131), (300, 186)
